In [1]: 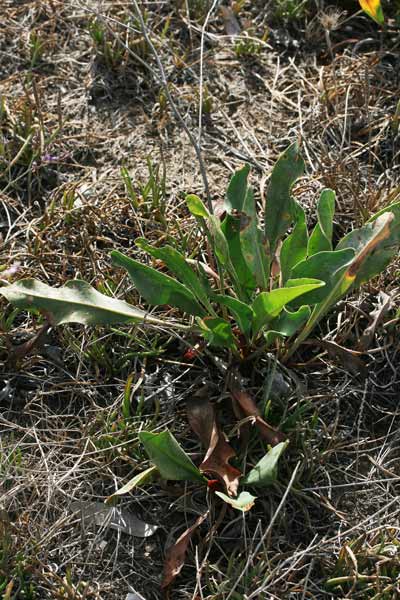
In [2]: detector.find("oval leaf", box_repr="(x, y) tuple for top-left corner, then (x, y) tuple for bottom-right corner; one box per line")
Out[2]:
(135, 239), (211, 310)
(280, 201), (308, 284)
(307, 189), (335, 256)
(0, 279), (164, 326)
(245, 441), (289, 487)
(264, 142), (305, 256)
(185, 194), (210, 218)
(213, 294), (254, 336)
(264, 305), (311, 346)
(198, 316), (236, 350)
(106, 466), (158, 503)
(252, 278), (325, 333)
(139, 431), (204, 482)
(215, 490), (257, 512)
(288, 212), (394, 357)
(290, 248), (355, 305)
(111, 250), (205, 317)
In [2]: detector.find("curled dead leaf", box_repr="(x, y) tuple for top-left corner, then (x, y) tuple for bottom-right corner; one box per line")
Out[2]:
(359, 292), (392, 351)
(345, 212), (393, 281)
(161, 512), (208, 589)
(231, 388), (286, 447)
(220, 6), (241, 36)
(187, 395), (241, 497)
(318, 339), (367, 377)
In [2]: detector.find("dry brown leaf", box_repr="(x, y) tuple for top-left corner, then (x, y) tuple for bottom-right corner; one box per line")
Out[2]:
(319, 339), (367, 377)
(231, 388), (286, 447)
(358, 292), (392, 351)
(200, 434), (241, 497)
(70, 501), (158, 538)
(345, 212), (393, 280)
(187, 395), (241, 497)
(9, 322), (50, 363)
(161, 512), (208, 589)
(220, 6), (241, 36)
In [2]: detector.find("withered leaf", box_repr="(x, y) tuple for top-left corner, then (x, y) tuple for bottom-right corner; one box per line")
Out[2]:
(220, 6), (241, 36)
(231, 388), (286, 447)
(359, 292), (392, 351)
(187, 395), (241, 497)
(161, 512), (208, 589)
(318, 339), (367, 377)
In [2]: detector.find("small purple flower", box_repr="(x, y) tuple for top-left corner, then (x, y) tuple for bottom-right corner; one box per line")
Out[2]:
(42, 153), (59, 163)
(1, 262), (20, 279)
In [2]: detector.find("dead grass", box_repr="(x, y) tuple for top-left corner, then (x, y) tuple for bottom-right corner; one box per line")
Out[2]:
(1, 1), (400, 599)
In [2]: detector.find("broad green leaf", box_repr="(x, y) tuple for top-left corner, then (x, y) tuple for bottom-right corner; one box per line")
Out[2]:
(106, 466), (158, 503)
(198, 316), (236, 350)
(359, 0), (384, 25)
(252, 278), (325, 334)
(135, 238), (211, 310)
(264, 305), (311, 346)
(185, 194), (209, 218)
(111, 250), (205, 317)
(215, 491), (256, 512)
(209, 215), (231, 267)
(289, 249), (355, 305)
(307, 189), (335, 256)
(240, 187), (269, 289)
(208, 214), (250, 300)
(216, 163), (257, 296)
(221, 214), (255, 297)
(288, 212), (394, 357)
(224, 164), (250, 213)
(264, 142), (305, 256)
(337, 202), (400, 287)
(139, 431), (204, 482)
(245, 441), (289, 487)
(280, 202), (308, 284)
(0, 279), (165, 326)
(213, 294), (254, 336)
(368, 201), (400, 235)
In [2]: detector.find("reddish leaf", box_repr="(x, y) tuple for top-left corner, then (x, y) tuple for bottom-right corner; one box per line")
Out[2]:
(200, 434), (241, 497)
(161, 512), (208, 589)
(9, 322), (50, 363)
(231, 388), (286, 447)
(187, 395), (241, 497)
